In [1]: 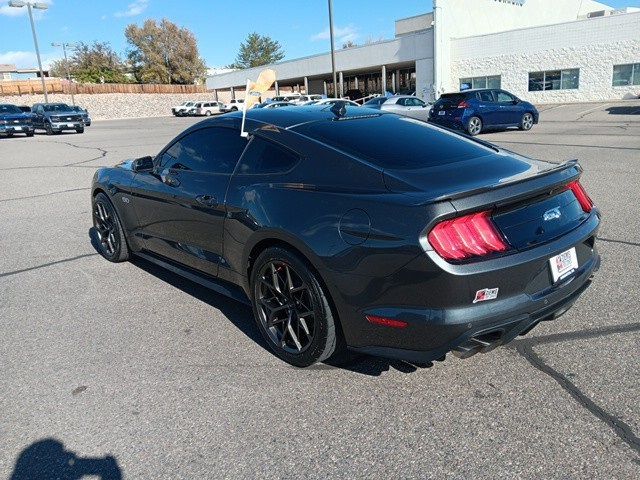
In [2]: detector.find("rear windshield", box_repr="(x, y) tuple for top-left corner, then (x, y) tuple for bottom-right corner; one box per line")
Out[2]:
(293, 114), (494, 170)
(438, 93), (467, 103)
(0, 104), (21, 114)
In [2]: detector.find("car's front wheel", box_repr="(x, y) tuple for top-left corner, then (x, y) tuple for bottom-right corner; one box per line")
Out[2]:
(467, 116), (482, 136)
(520, 112), (534, 131)
(250, 247), (339, 367)
(45, 122), (53, 135)
(76, 127), (85, 134)
(92, 192), (129, 262)
(205, 111), (212, 116)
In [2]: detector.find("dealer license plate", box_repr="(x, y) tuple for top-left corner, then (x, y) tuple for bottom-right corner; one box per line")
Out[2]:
(438, 110), (445, 115)
(14, 126), (21, 131)
(67, 123), (75, 127)
(549, 247), (578, 283)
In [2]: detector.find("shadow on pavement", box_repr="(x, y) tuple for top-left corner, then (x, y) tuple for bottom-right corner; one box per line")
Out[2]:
(90, 227), (437, 377)
(605, 106), (640, 115)
(10, 438), (122, 480)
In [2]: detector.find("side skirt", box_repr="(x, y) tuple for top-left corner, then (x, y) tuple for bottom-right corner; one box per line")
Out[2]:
(134, 251), (251, 305)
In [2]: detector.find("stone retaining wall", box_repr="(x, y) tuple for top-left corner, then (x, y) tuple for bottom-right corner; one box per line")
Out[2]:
(0, 92), (235, 120)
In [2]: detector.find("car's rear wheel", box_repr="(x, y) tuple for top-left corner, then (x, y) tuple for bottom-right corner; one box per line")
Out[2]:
(205, 111), (212, 116)
(26, 131), (34, 137)
(467, 116), (482, 136)
(250, 247), (339, 367)
(520, 113), (534, 131)
(92, 192), (129, 262)
(231, 107), (238, 112)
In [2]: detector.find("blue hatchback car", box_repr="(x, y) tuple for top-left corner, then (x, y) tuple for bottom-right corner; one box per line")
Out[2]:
(428, 89), (538, 136)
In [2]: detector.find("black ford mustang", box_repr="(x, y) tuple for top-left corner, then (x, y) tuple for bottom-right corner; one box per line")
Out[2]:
(91, 105), (600, 367)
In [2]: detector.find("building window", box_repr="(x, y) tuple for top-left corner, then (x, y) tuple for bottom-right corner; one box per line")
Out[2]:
(460, 75), (501, 90)
(612, 63), (640, 86)
(528, 69), (579, 91)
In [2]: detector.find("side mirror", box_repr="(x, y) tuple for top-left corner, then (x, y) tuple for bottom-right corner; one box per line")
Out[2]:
(512, 99), (520, 105)
(132, 156), (154, 172)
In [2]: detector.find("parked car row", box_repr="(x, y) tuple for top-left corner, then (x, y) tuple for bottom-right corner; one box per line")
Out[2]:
(0, 102), (91, 138)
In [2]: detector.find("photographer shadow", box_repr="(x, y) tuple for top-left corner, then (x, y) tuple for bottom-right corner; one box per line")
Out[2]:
(10, 438), (122, 480)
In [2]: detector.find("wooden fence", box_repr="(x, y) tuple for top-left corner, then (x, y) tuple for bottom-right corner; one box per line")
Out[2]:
(0, 79), (206, 96)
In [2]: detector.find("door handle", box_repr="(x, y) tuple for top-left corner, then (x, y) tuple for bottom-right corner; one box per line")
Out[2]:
(195, 195), (218, 207)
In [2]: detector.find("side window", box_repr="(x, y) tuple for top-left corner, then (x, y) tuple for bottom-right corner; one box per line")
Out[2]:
(237, 137), (300, 175)
(495, 91), (514, 103)
(478, 91), (494, 102)
(163, 127), (248, 174)
(396, 98), (409, 106)
(408, 98), (425, 107)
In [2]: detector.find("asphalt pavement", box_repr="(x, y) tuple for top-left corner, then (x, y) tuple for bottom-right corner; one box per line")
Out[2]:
(1, 100), (639, 479)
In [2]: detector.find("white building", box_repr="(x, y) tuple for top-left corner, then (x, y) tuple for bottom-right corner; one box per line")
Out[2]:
(206, 0), (640, 103)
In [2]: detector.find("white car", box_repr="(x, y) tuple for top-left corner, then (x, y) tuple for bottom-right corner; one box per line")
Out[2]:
(191, 101), (224, 116)
(315, 98), (360, 107)
(172, 101), (198, 116)
(221, 99), (245, 112)
(290, 94), (323, 104)
(376, 95), (432, 121)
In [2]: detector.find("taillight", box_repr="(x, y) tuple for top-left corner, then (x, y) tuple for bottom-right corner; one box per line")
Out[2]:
(457, 100), (470, 109)
(427, 211), (509, 261)
(568, 180), (593, 213)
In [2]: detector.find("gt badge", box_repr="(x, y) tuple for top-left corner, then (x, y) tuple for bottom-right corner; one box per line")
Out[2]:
(473, 287), (499, 304)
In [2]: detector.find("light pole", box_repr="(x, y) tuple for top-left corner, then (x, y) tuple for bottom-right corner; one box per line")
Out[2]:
(327, 0), (337, 98)
(52, 42), (75, 105)
(8, 1), (49, 103)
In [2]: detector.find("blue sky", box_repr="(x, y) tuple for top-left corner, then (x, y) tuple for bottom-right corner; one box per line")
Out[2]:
(0, 0), (638, 70)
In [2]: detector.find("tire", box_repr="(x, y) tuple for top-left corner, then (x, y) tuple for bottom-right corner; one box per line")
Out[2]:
(231, 107), (238, 112)
(76, 127), (85, 134)
(205, 111), (212, 117)
(466, 116), (482, 136)
(250, 247), (339, 367)
(519, 112), (534, 131)
(26, 132), (34, 137)
(45, 122), (53, 135)
(92, 192), (129, 262)
(6, 133), (13, 138)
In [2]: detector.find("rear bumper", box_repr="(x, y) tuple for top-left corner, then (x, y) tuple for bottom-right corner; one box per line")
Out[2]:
(350, 252), (599, 363)
(428, 116), (464, 130)
(326, 211), (600, 363)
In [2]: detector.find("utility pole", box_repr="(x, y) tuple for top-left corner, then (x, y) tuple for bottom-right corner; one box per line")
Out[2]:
(52, 42), (75, 105)
(8, 1), (50, 102)
(328, 0), (338, 97)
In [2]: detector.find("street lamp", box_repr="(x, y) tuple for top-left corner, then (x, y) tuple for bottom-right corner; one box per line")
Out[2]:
(51, 42), (76, 105)
(327, 0), (337, 98)
(8, 0), (50, 103)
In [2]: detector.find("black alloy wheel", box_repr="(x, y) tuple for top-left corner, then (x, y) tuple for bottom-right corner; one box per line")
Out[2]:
(251, 247), (338, 367)
(92, 193), (129, 262)
(45, 122), (53, 135)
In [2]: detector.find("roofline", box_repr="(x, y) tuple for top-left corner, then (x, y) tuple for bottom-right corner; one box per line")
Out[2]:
(451, 9), (640, 41)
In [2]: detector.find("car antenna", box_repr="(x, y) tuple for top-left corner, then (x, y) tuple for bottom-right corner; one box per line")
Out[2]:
(330, 100), (347, 118)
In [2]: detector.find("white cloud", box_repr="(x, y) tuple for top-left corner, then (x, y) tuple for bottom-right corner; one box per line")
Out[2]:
(0, 0), (53, 17)
(310, 24), (359, 44)
(114, 0), (149, 18)
(0, 50), (61, 69)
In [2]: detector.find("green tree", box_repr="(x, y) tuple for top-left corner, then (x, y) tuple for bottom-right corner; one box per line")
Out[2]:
(229, 33), (285, 69)
(125, 19), (207, 84)
(49, 42), (129, 83)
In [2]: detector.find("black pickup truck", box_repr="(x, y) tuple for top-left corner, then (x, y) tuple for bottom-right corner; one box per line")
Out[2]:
(0, 104), (34, 137)
(31, 103), (85, 135)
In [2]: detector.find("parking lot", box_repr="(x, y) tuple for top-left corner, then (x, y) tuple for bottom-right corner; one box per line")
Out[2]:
(1, 100), (639, 479)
